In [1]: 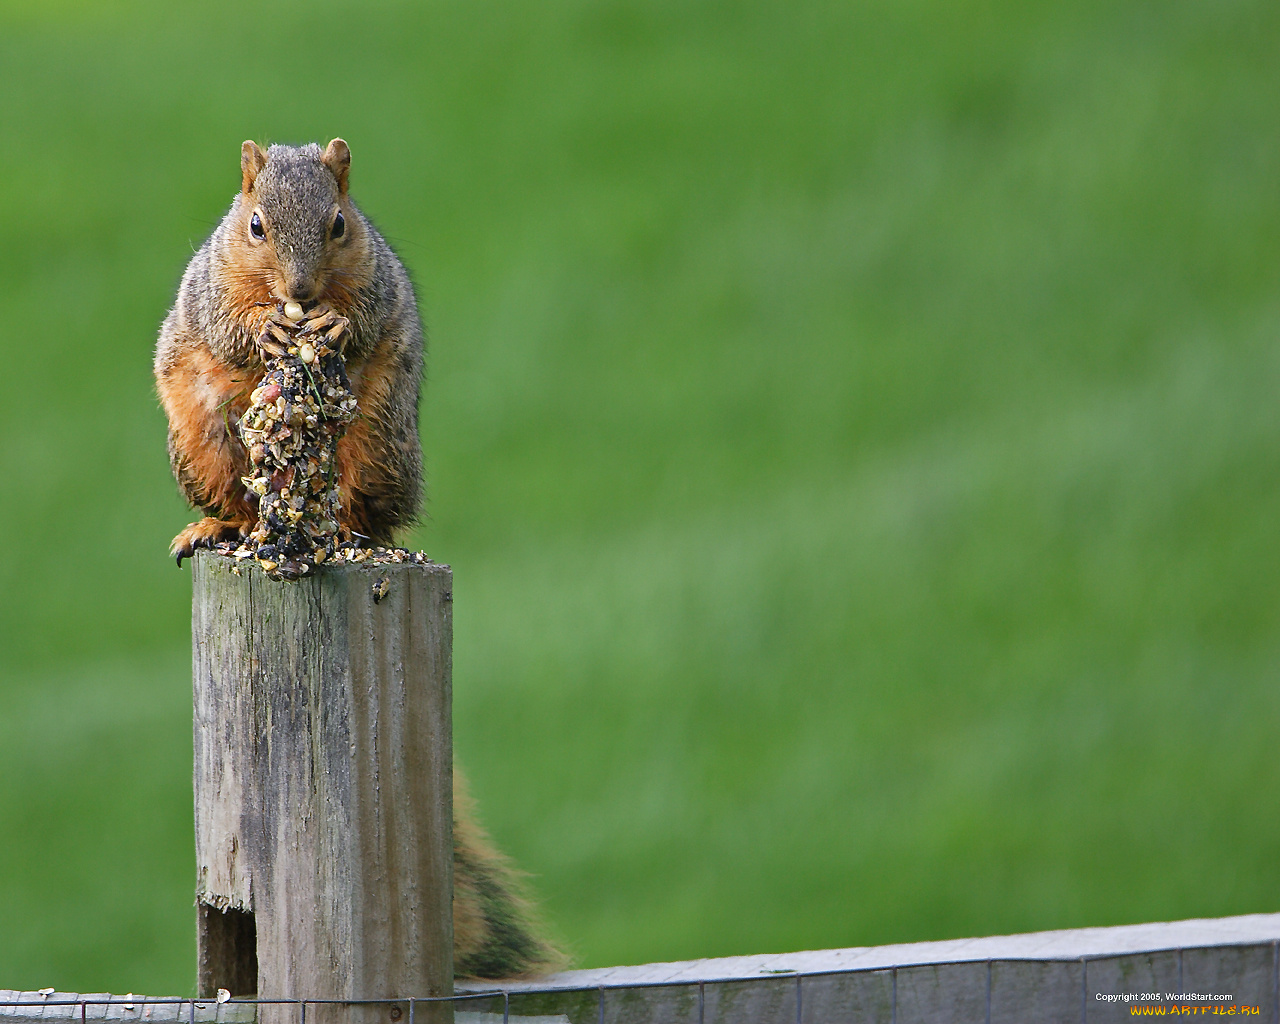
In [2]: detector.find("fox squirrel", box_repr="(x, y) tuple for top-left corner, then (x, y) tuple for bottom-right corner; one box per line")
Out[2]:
(155, 138), (422, 561)
(155, 139), (561, 979)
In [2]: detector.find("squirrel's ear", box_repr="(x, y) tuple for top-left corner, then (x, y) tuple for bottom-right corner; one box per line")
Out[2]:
(241, 141), (267, 194)
(323, 138), (351, 194)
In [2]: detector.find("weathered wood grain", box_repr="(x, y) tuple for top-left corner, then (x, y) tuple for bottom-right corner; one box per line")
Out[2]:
(193, 551), (454, 1024)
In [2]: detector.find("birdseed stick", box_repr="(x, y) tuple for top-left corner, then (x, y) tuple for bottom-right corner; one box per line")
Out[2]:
(234, 300), (357, 580)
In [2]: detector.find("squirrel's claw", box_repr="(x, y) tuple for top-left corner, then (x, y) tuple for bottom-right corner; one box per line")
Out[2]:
(297, 308), (351, 353)
(170, 517), (248, 567)
(257, 322), (292, 358)
(323, 321), (349, 351)
(299, 309), (338, 334)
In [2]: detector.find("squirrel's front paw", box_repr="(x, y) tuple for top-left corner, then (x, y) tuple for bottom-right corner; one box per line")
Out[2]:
(171, 518), (246, 567)
(298, 307), (351, 351)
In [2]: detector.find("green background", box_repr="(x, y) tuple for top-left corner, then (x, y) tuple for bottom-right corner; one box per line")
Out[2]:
(2, 0), (1280, 994)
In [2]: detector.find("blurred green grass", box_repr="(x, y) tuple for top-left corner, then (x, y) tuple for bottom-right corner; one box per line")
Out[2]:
(2, 0), (1280, 995)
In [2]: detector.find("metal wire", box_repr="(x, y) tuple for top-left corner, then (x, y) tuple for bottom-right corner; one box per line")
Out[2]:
(1080, 956), (1087, 1023)
(1273, 941), (1278, 1024)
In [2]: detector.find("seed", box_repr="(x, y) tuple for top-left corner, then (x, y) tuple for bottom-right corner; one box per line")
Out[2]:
(284, 301), (305, 321)
(251, 382), (281, 405)
(299, 343), (316, 364)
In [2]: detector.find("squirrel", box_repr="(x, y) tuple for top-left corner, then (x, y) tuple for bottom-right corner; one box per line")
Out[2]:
(155, 138), (423, 561)
(155, 139), (562, 980)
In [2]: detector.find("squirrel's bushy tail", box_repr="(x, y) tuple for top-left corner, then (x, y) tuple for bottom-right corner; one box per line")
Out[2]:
(452, 774), (567, 980)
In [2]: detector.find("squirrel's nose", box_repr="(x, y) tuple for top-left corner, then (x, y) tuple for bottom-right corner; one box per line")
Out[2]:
(286, 277), (316, 302)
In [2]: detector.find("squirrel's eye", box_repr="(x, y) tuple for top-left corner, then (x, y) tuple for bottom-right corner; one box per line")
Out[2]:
(249, 212), (265, 240)
(331, 210), (345, 240)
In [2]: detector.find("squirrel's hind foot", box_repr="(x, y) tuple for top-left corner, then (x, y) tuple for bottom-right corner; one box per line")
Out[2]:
(171, 517), (248, 567)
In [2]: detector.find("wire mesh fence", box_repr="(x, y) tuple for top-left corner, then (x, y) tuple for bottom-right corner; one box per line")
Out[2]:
(4, 940), (1280, 1024)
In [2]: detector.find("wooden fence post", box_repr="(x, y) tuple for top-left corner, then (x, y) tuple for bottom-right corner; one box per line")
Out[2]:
(191, 550), (454, 1024)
